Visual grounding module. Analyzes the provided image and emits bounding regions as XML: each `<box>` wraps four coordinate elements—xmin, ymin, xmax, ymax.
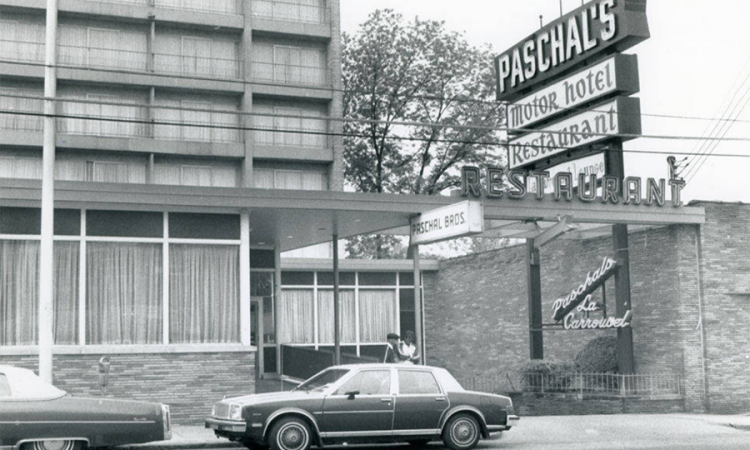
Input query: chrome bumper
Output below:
<box><xmin>205</xmin><ymin>417</ymin><xmax>247</xmax><ymax>433</ymax></box>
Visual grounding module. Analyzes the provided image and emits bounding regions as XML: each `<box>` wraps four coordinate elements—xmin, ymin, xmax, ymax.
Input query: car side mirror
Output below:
<box><xmin>345</xmin><ymin>390</ymin><xmax>360</xmax><ymax>400</ymax></box>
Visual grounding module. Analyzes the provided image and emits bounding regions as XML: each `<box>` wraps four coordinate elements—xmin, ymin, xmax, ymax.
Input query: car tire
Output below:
<box><xmin>268</xmin><ymin>417</ymin><xmax>312</xmax><ymax>450</ymax></box>
<box><xmin>442</xmin><ymin>413</ymin><xmax>481</xmax><ymax>450</ymax></box>
<box><xmin>407</xmin><ymin>439</ymin><xmax>431</xmax><ymax>447</ymax></box>
<box><xmin>24</xmin><ymin>441</ymin><xmax>83</xmax><ymax>450</ymax></box>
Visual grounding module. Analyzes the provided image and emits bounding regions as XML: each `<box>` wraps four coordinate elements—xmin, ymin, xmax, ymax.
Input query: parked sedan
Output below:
<box><xmin>207</xmin><ymin>364</ymin><xmax>518</xmax><ymax>450</ymax></box>
<box><xmin>0</xmin><ymin>365</ymin><xmax>172</xmax><ymax>449</ymax></box>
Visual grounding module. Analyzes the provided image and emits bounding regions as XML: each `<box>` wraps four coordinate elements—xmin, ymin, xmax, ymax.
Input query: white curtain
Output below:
<box><xmin>181</xmin><ymin>100</ymin><xmax>212</xmax><ymax>142</ymax></box>
<box><xmin>181</xmin><ymin>37</ymin><xmax>212</xmax><ymax>76</ymax></box>
<box><xmin>317</xmin><ymin>290</ymin><xmax>355</xmax><ymax>343</ymax></box>
<box><xmin>274</xmin><ymin>46</ymin><xmax>302</xmax><ymax>84</ymax></box>
<box><xmin>182</xmin><ymin>165</ymin><xmax>212</xmax><ymax>186</ymax></box>
<box><xmin>0</xmin><ymin>241</ymin><xmax>39</xmax><ymax>346</ymax></box>
<box><xmin>0</xmin><ymin>241</ymin><xmax>79</xmax><ymax>345</ymax></box>
<box><xmin>154</xmin><ymin>99</ymin><xmax>182</xmax><ymax>140</ymax></box>
<box><xmin>359</xmin><ymin>290</ymin><xmax>396</xmax><ymax>343</ymax></box>
<box><xmin>275</xmin><ymin>107</ymin><xmax>302</xmax><ymax>146</ymax></box>
<box><xmin>301</xmin><ymin>171</ymin><xmax>327</xmax><ymax>190</ymax></box>
<box><xmin>251</xmin><ymin>43</ymin><xmax>274</xmax><ymax>81</ymax></box>
<box><xmin>153</xmin><ymin>34</ymin><xmax>181</xmax><ymax>75</ymax></box>
<box><xmin>0</xmin><ymin>157</ymin><xmax>43</xmax><ymax>180</ymax></box>
<box><xmin>301</xmin><ymin>48</ymin><xmax>325</xmax><ymax>85</ymax></box>
<box><xmin>55</xmin><ymin>160</ymin><xmax>86</xmax><ymax>181</ymax></box>
<box><xmin>211</xmin><ymin>167</ymin><xmax>237</xmax><ymax>187</ymax></box>
<box><xmin>254</xmin><ymin>169</ymin><xmax>275</xmax><ymax>189</ymax></box>
<box><xmin>275</xmin><ymin>170</ymin><xmax>302</xmax><ymax>190</ymax></box>
<box><xmin>278</xmin><ymin>289</ymin><xmax>313</xmax><ymax>343</ymax></box>
<box><xmin>0</xmin><ymin>20</ymin><xmax>46</xmax><ymax>62</ymax></box>
<box><xmin>86</xmin><ymin>242</ymin><xmax>163</xmax><ymax>345</ymax></box>
<box><xmin>0</xmin><ymin>87</ymin><xmax>43</xmax><ymax>132</ymax></box>
<box><xmin>169</xmin><ymin>245</ymin><xmax>240</xmax><ymax>344</ymax></box>
<box><xmin>92</xmin><ymin>162</ymin><xmax>147</xmax><ymax>184</ymax></box>
<box><xmin>53</xmin><ymin>242</ymin><xmax>79</xmax><ymax>345</ymax></box>
<box><xmin>253</xmin><ymin>105</ymin><xmax>275</xmax><ymax>145</ymax></box>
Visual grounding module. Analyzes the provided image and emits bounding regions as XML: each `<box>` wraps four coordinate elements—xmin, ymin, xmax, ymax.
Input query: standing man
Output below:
<box><xmin>399</xmin><ymin>330</ymin><xmax>421</xmax><ymax>364</ymax></box>
<box><xmin>384</xmin><ymin>333</ymin><xmax>404</xmax><ymax>363</ymax></box>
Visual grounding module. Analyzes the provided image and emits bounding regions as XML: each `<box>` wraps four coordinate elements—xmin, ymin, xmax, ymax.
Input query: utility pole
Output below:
<box><xmin>39</xmin><ymin>0</ymin><xmax>59</xmax><ymax>383</ymax></box>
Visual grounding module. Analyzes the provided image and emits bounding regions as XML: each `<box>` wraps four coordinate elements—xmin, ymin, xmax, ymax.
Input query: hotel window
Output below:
<box><xmin>252</xmin><ymin>0</ymin><xmax>327</xmax><ymax>24</ymax></box>
<box><xmin>278</xmin><ymin>289</ymin><xmax>315</xmax><ymax>344</ymax></box>
<box><xmin>0</xmin><ymin>19</ymin><xmax>45</xmax><ymax>62</ymax></box>
<box><xmin>57</xmin><ymin>93</ymin><xmax>148</xmax><ymax>139</ymax></box>
<box><xmin>0</xmin><ymin>240</ymin><xmax>79</xmax><ymax>346</ymax></box>
<box><xmin>0</xmin><ymin>87</ymin><xmax>43</xmax><ymax>132</ymax></box>
<box><xmin>154</xmin><ymin>163</ymin><xmax>238</xmax><ymax>188</ymax></box>
<box><xmin>154</xmin><ymin>97</ymin><xmax>241</xmax><ymax>143</ymax></box>
<box><xmin>58</xmin><ymin>25</ymin><xmax>147</xmax><ymax>71</ymax></box>
<box><xmin>317</xmin><ymin>290</ymin><xmax>356</xmax><ymax>343</ymax></box>
<box><xmin>254</xmin><ymin>169</ymin><xmax>328</xmax><ymax>191</ymax></box>
<box><xmin>154</xmin><ymin>33</ymin><xmax>240</xmax><ymax>79</ymax></box>
<box><xmin>252</xmin><ymin>43</ymin><xmax>327</xmax><ymax>86</ymax></box>
<box><xmin>254</xmin><ymin>105</ymin><xmax>328</xmax><ymax>148</ymax></box>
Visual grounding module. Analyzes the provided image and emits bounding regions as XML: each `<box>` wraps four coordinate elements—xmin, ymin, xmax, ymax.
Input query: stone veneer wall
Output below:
<box><xmin>1</xmin><ymin>352</ymin><xmax>255</xmax><ymax>424</ymax></box>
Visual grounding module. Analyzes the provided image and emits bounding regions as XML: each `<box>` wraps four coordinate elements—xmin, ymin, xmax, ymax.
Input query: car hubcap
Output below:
<box><xmin>279</xmin><ymin>424</ymin><xmax>307</xmax><ymax>450</ymax></box>
<box><xmin>451</xmin><ymin>419</ymin><xmax>477</xmax><ymax>446</ymax></box>
<box><xmin>34</xmin><ymin>441</ymin><xmax>74</xmax><ymax>450</ymax></box>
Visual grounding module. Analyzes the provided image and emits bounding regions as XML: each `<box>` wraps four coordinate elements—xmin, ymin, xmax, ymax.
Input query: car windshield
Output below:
<box><xmin>294</xmin><ymin>368</ymin><xmax>350</xmax><ymax>392</ymax></box>
<box><xmin>1</xmin><ymin>369</ymin><xmax>66</xmax><ymax>400</ymax></box>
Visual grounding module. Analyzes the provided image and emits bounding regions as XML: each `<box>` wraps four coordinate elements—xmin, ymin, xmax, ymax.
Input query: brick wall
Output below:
<box><xmin>424</xmin><ymin>202</ymin><xmax>750</xmax><ymax>415</ymax></box>
<box><xmin>2</xmin><ymin>352</ymin><xmax>255</xmax><ymax>424</ymax></box>
<box><xmin>694</xmin><ymin>202</ymin><xmax>750</xmax><ymax>413</ymax></box>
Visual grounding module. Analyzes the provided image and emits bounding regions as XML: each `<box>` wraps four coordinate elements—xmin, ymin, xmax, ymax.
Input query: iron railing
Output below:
<box><xmin>154</xmin><ymin>53</ymin><xmax>242</xmax><ymax>79</ymax></box>
<box><xmin>252</xmin><ymin>0</ymin><xmax>329</xmax><ymax>24</ymax></box>
<box><xmin>97</xmin><ymin>0</ymin><xmax>239</xmax><ymax>14</ymax></box>
<box><xmin>251</xmin><ymin>62</ymin><xmax>330</xmax><ymax>87</ymax></box>
<box><xmin>459</xmin><ymin>372</ymin><xmax>683</xmax><ymax>398</ymax></box>
<box><xmin>58</xmin><ymin>45</ymin><xmax>148</xmax><ymax>72</ymax></box>
<box><xmin>0</xmin><ymin>39</ymin><xmax>45</xmax><ymax>63</ymax></box>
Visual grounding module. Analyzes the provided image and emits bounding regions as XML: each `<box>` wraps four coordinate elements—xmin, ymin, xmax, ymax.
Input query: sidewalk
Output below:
<box><xmin>122</xmin><ymin>413</ymin><xmax>750</xmax><ymax>449</ymax></box>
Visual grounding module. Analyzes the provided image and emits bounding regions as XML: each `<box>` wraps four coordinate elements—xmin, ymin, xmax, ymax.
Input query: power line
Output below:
<box><xmin>3</xmin><ymin>57</ymin><xmax>750</xmax><ymax>126</ymax></box>
<box><xmin>1</xmin><ymin>109</ymin><xmax>750</xmax><ymax>160</ymax></box>
<box><xmin>3</xmin><ymin>93</ymin><xmax>750</xmax><ymax>145</ymax></box>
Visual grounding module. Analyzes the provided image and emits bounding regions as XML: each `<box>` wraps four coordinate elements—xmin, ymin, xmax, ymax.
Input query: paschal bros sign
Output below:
<box><xmin>410</xmin><ymin>200</ymin><xmax>484</xmax><ymax>246</ymax></box>
<box><xmin>507</xmin><ymin>96</ymin><xmax>641</xmax><ymax>170</ymax></box>
<box><xmin>495</xmin><ymin>0</ymin><xmax>649</xmax><ymax>102</ymax></box>
<box><xmin>507</xmin><ymin>54</ymin><xmax>639</xmax><ymax>132</ymax></box>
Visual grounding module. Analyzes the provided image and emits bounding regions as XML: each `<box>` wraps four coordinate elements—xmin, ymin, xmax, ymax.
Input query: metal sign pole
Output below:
<box><xmin>527</xmin><ymin>239</ymin><xmax>544</xmax><ymax>359</ymax></box>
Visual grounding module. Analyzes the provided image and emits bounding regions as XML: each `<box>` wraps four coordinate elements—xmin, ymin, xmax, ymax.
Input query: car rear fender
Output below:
<box><xmin>439</xmin><ymin>406</ymin><xmax>489</xmax><ymax>439</ymax></box>
<box><xmin>263</xmin><ymin>409</ymin><xmax>322</xmax><ymax>446</ymax></box>
<box><xmin>15</xmin><ymin>438</ymin><xmax>89</xmax><ymax>450</ymax></box>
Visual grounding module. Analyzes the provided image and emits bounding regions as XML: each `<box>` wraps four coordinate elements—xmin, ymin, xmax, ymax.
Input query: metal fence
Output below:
<box><xmin>252</xmin><ymin>0</ymin><xmax>329</xmax><ymax>24</ymax></box>
<box><xmin>459</xmin><ymin>372</ymin><xmax>683</xmax><ymax>398</ymax></box>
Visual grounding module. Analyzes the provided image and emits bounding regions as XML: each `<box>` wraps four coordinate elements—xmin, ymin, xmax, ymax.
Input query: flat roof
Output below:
<box><xmin>0</xmin><ymin>179</ymin><xmax>705</xmax><ymax>251</ymax></box>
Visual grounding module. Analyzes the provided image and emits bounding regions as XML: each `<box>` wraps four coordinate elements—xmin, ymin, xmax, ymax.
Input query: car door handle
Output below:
<box><xmin>381</xmin><ymin>398</ymin><xmax>392</xmax><ymax>403</ymax></box>
<box><xmin>435</xmin><ymin>397</ymin><xmax>446</xmax><ymax>402</ymax></box>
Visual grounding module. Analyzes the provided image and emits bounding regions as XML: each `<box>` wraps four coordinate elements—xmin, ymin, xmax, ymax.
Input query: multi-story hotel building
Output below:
<box><xmin>0</xmin><ymin>0</ymin><xmax>444</xmax><ymax>423</ymax></box>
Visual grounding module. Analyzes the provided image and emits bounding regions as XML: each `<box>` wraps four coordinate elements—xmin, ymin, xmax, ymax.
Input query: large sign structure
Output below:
<box><xmin>490</xmin><ymin>0</ymin><xmax>651</xmax><ymax>370</ymax></box>
<box><xmin>495</xmin><ymin>0</ymin><xmax>649</xmax><ymax>102</ymax></box>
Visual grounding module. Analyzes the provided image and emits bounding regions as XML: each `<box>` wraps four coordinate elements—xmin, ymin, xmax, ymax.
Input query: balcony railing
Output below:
<box><xmin>252</xmin><ymin>0</ymin><xmax>329</xmax><ymax>24</ymax></box>
<box><xmin>58</xmin><ymin>44</ymin><xmax>148</xmax><ymax>72</ymax></box>
<box><xmin>458</xmin><ymin>372</ymin><xmax>683</xmax><ymax>398</ymax></box>
<box><xmin>251</xmin><ymin>62</ymin><xmax>329</xmax><ymax>87</ymax></box>
<box><xmin>154</xmin><ymin>0</ymin><xmax>240</xmax><ymax>15</ymax></box>
<box><xmin>57</xmin><ymin>112</ymin><xmax>150</xmax><ymax>139</ymax></box>
<box><xmin>253</xmin><ymin>123</ymin><xmax>329</xmax><ymax>148</ymax></box>
<box><xmin>78</xmin><ymin>0</ymin><xmax>239</xmax><ymax>14</ymax></box>
<box><xmin>154</xmin><ymin>53</ymin><xmax>241</xmax><ymax>79</ymax></box>
<box><xmin>0</xmin><ymin>39</ymin><xmax>45</xmax><ymax>63</ymax></box>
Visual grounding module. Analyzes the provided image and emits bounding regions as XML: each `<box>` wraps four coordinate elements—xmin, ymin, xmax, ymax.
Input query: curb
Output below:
<box><xmin>117</xmin><ymin>442</ymin><xmax>242</xmax><ymax>450</ymax></box>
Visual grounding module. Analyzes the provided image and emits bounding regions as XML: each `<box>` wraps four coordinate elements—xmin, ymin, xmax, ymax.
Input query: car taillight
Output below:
<box><xmin>161</xmin><ymin>404</ymin><xmax>172</xmax><ymax>440</ymax></box>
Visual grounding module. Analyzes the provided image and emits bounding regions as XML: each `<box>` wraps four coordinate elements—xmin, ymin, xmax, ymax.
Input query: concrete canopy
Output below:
<box><xmin>0</xmin><ymin>179</ymin><xmax>705</xmax><ymax>251</ymax></box>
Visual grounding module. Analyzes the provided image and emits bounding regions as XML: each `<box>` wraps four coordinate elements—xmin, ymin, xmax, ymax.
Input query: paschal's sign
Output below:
<box><xmin>551</xmin><ymin>257</ymin><xmax>617</xmax><ymax>321</ymax></box>
<box><xmin>507</xmin><ymin>96</ymin><xmax>641</xmax><ymax>170</ymax></box>
<box><xmin>495</xmin><ymin>0</ymin><xmax>649</xmax><ymax>102</ymax></box>
<box><xmin>507</xmin><ymin>54</ymin><xmax>639</xmax><ymax>132</ymax></box>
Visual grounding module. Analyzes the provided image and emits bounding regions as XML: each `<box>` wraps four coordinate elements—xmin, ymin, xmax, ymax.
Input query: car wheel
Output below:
<box><xmin>442</xmin><ymin>413</ymin><xmax>480</xmax><ymax>450</ymax></box>
<box><xmin>25</xmin><ymin>441</ymin><xmax>83</xmax><ymax>450</ymax></box>
<box><xmin>269</xmin><ymin>417</ymin><xmax>312</xmax><ymax>450</ymax></box>
<box><xmin>407</xmin><ymin>439</ymin><xmax>431</xmax><ymax>447</ymax></box>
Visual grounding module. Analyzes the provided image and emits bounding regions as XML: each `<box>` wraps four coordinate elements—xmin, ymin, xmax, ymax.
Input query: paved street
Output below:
<box><xmin>159</xmin><ymin>414</ymin><xmax>750</xmax><ymax>450</ymax></box>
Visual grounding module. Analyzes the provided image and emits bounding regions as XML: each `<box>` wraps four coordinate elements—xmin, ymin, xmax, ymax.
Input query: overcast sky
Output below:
<box><xmin>341</xmin><ymin>0</ymin><xmax>750</xmax><ymax>203</ymax></box>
